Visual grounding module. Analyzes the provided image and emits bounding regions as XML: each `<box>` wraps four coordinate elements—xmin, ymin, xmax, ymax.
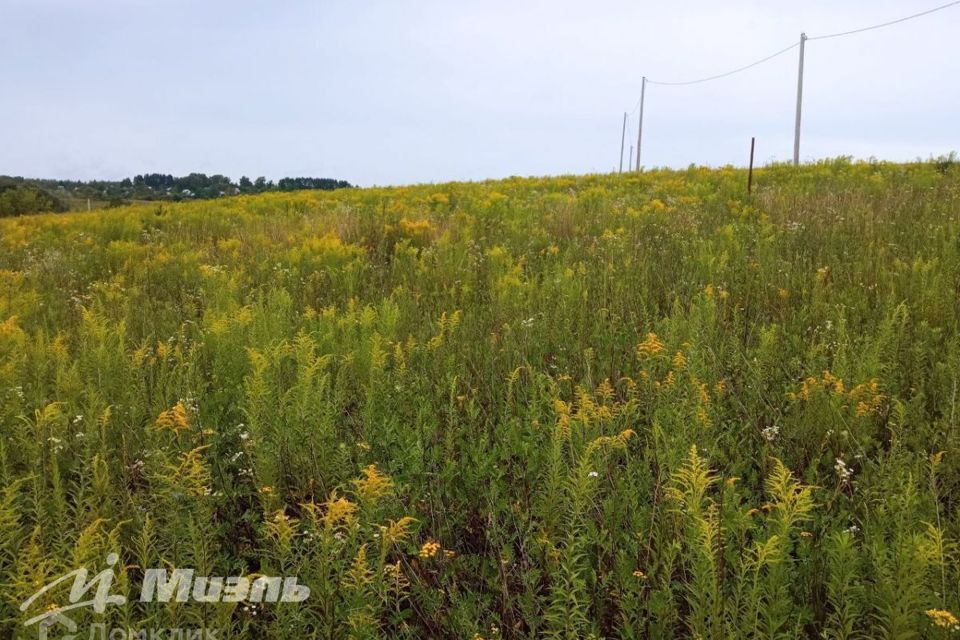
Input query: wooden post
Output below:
<box><xmin>748</xmin><ymin>137</ymin><xmax>756</xmax><ymax>194</ymax></box>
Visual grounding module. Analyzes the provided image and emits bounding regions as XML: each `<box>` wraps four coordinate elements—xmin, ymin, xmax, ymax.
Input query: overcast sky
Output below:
<box><xmin>1</xmin><ymin>0</ymin><xmax>958</xmax><ymax>186</ymax></box>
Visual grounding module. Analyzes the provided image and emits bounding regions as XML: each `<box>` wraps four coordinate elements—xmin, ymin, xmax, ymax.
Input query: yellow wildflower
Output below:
<box><xmin>663</xmin><ymin>371</ymin><xmax>675</xmax><ymax>388</ymax></box>
<box><xmin>697</xmin><ymin>406</ymin><xmax>710</xmax><ymax>427</ymax></box>
<box><xmin>380</xmin><ymin>516</ymin><xmax>417</xmax><ymax>546</ymax></box>
<box><xmin>672</xmin><ymin>351</ymin><xmax>687</xmax><ymax>369</ymax></box>
<box><xmin>0</xmin><ymin>316</ymin><xmax>23</xmax><ymax>336</ymax></box>
<box><xmin>323</xmin><ymin>494</ymin><xmax>358</xmax><ymax>529</ymax></box>
<box><xmin>397</xmin><ymin>217</ymin><xmax>434</xmax><ymax>238</ymax></box>
<box><xmin>596</xmin><ymin>378</ymin><xmax>614</xmax><ymax>404</ymax></box>
<box><xmin>155</xmin><ymin>402</ymin><xmax>190</xmax><ymax>435</ymax></box>
<box><xmin>418</xmin><ymin>540</ymin><xmax>441</xmax><ymax>559</ymax></box>
<box><xmin>798</xmin><ymin>376</ymin><xmax>818</xmax><ymax>400</ymax></box>
<box><xmin>925</xmin><ymin>609</ymin><xmax>959</xmax><ymax>629</ymax></box>
<box><xmin>697</xmin><ymin>382</ymin><xmax>710</xmax><ymax>405</ymax></box>
<box><xmin>636</xmin><ymin>332</ymin><xmax>665</xmax><ymax>358</ymax></box>
<box><xmin>353</xmin><ymin>464</ymin><xmax>394</xmax><ymax>504</ymax></box>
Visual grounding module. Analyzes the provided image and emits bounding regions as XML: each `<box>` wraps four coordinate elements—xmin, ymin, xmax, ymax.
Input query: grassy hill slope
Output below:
<box><xmin>1</xmin><ymin>159</ymin><xmax>959</xmax><ymax>637</ymax></box>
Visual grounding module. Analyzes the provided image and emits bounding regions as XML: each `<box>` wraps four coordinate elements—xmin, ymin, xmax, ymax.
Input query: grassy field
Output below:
<box><xmin>1</xmin><ymin>159</ymin><xmax>960</xmax><ymax>638</ymax></box>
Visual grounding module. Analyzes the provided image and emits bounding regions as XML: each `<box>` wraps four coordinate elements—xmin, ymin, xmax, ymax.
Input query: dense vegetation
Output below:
<box><xmin>0</xmin><ymin>173</ymin><xmax>352</xmax><ymax>216</ymax></box>
<box><xmin>1</xmin><ymin>159</ymin><xmax>959</xmax><ymax>638</ymax></box>
<box><xmin>0</xmin><ymin>182</ymin><xmax>68</xmax><ymax>217</ymax></box>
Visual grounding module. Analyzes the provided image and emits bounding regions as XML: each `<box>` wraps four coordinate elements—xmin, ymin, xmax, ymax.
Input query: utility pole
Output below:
<box><xmin>629</xmin><ymin>146</ymin><xmax>634</xmax><ymax>171</ymax></box>
<box><xmin>793</xmin><ymin>33</ymin><xmax>807</xmax><ymax>166</ymax></box>
<box><xmin>619</xmin><ymin>112</ymin><xmax>628</xmax><ymax>172</ymax></box>
<box><xmin>748</xmin><ymin>137</ymin><xmax>756</xmax><ymax>194</ymax></box>
<box><xmin>635</xmin><ymin>76</ymin><xmax>646</xmax><ymax>171</ymax></box>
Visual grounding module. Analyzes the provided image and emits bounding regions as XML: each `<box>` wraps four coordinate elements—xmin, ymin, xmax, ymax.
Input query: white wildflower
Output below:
<box><xmin>835</xmin><ymin>457</ymin><xmax>853</xmax><ymax>483</ymax></box>
<box><xmin>761</xmin><ymin>425</ymin><xmax>780</xmax><ymax>443</ymax></box>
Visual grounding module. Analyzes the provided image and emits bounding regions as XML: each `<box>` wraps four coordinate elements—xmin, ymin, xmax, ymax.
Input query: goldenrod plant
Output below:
<box><xmin>1</xmin><ymin>158</ymin><xmax>960</xmax><ymax>637</ymax></box>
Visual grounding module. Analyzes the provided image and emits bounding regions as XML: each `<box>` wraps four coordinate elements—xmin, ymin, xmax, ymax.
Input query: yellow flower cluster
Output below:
<box><xmin>380</xmin><ymin>516</ymin><xmax>417</xmax><ymax>547</ymax></box>
<box><xmin>788</xmin><ymin>373</ymin><xmax>884</xmax><ymax>417</ymax></box>
<box><xmin>154</xmin><ymin>402</ymin><xmax>190</xmax><ymax>435</ymax></box>
<box><xmin>788</xmin><ymin>371</ymin><xmax>845</xmax><ymax>401</ymax></box>
<box><xmin>703</xmin><ymin>283</ymin><xmax>730</xmax><ymax>300</ymax></box>
<box><xmin>925</xmin><ymin>608</ymin><xmax>959</xmax><ymax>629</ymax></box>
<box><xmin>427</xmin><ymin>309</ymin><xmax>462</xmax><ymax>349</ymax></box>
<box><xmin>647</xmin><ymin>198</ymin><xmax>667</xmax><ymax>212</ymax></box>
<box><xmin>584</xmin><ymin>429</ymin><xmax>636</xmax><ymax>458</ymax></box>
<box><xmin>169</xmin><ymin>447</ymin><xmax>211</xmax><ymax>497</ymax></box>
<box><xmin>300</xmin><ymin>232</ymin><xmax>364</xmax><ymax>261</ymax></box>
<box><xmin>637</xmin><ymin>332</ymin><xmax>665</xmax><ymax>358</ymax></box>
<box><xmin>657</xmin><ymin>371</ymin><xmax>676</xmax><ymax>390</ymax></box>
<box><xmin>398</xmin><ymin>217</ymin><xmax>435</xmax><ymax>238</ymax></box>
<box><xmin>302</xmin><ymin>493</ymin><xmax>358</xmax><ymax>530</ymax></box>
<box><xmin>353</xmin><ymin>464</ymin><xmax>394</xmax><ymax>504</ymax></box>
<box><xmin>0</xmin><ymin>315</ymin><xmax>22</xmax><ymax>338</ymax></box>
<box><xmin>847</xmin><ymin>378</ymin><xmax>884</xmax><ymax>417</ymax></box>
<box><xmin>552</xmin><ymin>380</ymin><xmax>637</xmax><ymax>438</ymax></box>
<box><xmin>672</xmin><ymin>350</ymin><xmax>687</xmax><ymax>369</ymax></box>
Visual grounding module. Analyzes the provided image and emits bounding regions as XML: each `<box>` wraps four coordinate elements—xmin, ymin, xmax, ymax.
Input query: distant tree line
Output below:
<box><xmin>0</xmin><ymin>173</ymin><xmax>352</xmax><ymax>217</ymax></box>
<box><xmin>0</xmin><ymin>180</ymin><xmax>68</xmax><ymax>216</ymax></box>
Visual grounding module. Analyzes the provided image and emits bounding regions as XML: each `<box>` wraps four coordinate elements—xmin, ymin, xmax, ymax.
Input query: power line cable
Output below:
<box><xmin>619</xmin><ymin>0</ymin><xmax>960</xmax><ymax>166</ymax></box>
<box><xmin>627</xmin><ymin>0</ymin><xmax>960</xmax><ymax>99</ymax></box>
<box><xmin>646</xmin><ymin>41</ymin><xmax>799</xmax><ymax>87</ymax></box>
<box><xmin>807</xmin><ymin>0</ymin><xmax>960</xmax><ymax>40</ymax></box>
